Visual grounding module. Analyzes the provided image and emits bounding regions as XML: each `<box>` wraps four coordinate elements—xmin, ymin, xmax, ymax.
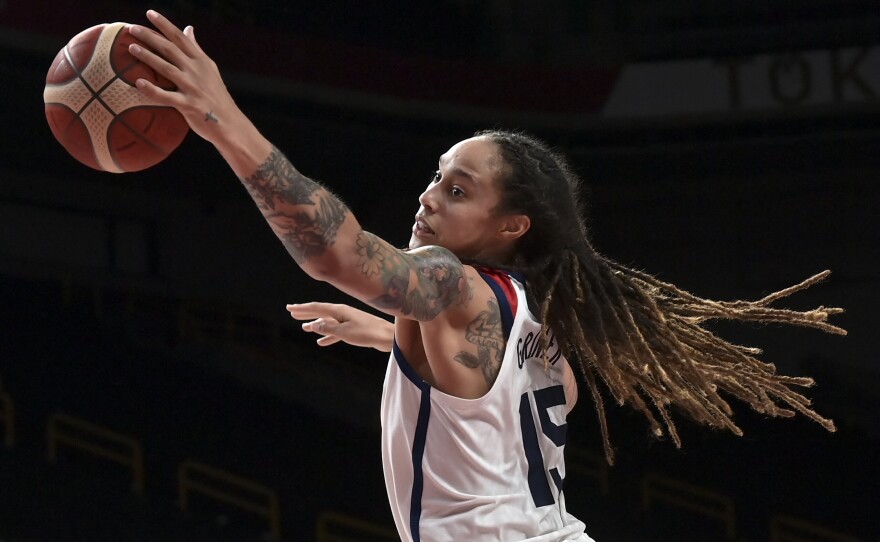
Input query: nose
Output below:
<box><xmin>418</xmin><ymin>182</ymin><xmax>439</xmax><ymax>212</ymax></box>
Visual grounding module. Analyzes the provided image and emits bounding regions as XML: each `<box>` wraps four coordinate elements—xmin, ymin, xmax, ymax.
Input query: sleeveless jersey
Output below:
<box><xmin>380</xmin><ymin>269</ymin><xmax>595</xmax><ymax>542</ymax></box>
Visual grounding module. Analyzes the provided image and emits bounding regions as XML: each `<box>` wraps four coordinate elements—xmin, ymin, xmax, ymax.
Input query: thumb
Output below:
<box><xmin>183</xmin><ymin>25</ymin><xmax>202</xmax><ymax>49</ymax></box>
<box><xmin>316</xmin><ymin>335</ymin><xmax>342</xmax><ymax>347</ymax></box>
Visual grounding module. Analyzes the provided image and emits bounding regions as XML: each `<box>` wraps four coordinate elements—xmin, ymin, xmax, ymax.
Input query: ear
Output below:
<box><xmin>497</xmin><ymin>214</ymin><xmax>531</xmax><ymax>242</ymax></box>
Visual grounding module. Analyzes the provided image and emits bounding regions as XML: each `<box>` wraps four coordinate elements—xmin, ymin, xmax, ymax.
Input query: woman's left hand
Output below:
<box><xmin>287</xmin><ymin>302</ymin><xmax>395</xmax><ymax>353</ymax></box>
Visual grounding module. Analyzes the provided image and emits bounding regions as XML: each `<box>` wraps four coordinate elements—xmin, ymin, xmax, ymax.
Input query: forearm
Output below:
<box><xmin>211</xmin><ymin>112</ymin><xmax>274</xmax><ymax>180</ymax></box>
<box><xmin>371</xmin><ymin>319</ymin><xmax>395</xmax><ymax>352</ymax></box>
<box><xmin>235</xmin><ymin>143</ymin><xmax>356</xmax><ymax>274</ymax></box>
<box><xmin>349</xmin><ymin>316</ymin><xmax>395</xmax><ymax>352</ymax></box>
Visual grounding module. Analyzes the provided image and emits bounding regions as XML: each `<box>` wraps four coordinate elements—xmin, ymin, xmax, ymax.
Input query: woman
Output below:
<box><xmin>129</xmin><ymin>11</ymin><xmax>844</xmax><ymax>541</ymax></box>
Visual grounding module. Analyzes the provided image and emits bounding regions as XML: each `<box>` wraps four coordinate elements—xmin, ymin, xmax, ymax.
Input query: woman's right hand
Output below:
<box><xmin>287</xmin><ymin>302</ymin><xmax>394</xmax><ymax>352</ymax></box>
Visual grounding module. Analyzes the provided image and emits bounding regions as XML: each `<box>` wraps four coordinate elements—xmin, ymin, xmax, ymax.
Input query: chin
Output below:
<box><xmin>409</xmin><ymin>237</ymin><xmax>447</xmax><ymax>252</ymax></box>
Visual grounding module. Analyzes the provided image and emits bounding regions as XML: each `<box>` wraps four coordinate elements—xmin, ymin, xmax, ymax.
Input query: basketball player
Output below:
<box><xmin>128</xmin><ymin>11</ymin><xmax>845</xmax><ymax>542</ymax></box>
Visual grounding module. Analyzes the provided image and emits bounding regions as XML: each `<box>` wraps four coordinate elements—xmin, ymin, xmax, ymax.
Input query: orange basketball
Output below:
<box><xmin>43</xmin><ymin>22</ymin><xmax>189</xmax><ymax>173</ymax></box>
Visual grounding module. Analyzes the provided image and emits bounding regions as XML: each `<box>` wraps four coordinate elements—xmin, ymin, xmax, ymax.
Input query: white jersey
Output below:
<box><xmin>381</xmin><ymin>269</ymin><xmax>594</xmax><ymax>542</ymax></box>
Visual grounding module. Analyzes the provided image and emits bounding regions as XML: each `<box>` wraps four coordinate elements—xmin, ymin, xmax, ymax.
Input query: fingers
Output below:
<box><xmin>301</xmin><ymin>317</ymin><xmax>343</xmax><ymax>347</ymax></box>
<box><xmin>144</xmin><ymin>10</ymin><xmax>195</xmax><ymax>58</ymax></box>
<box><xmin>301</xmin><ymin>317</ymin><xmax>340</xmax><ymax>334</ymax></box>
<box><xmin>128</xmin><ymin>26</ymin><xmax>183</xmax><ymax>71</ymax></box>
<box><xmin>126</xmin><ymin>44</ymin><xmax>185</xmax><ymax>105</ymax></box>
<box><xmin>182</xmin><ymin>24</ymin><xmax>206</xmax><ymax>53</ymax></box>
<box><xmin>183</xmin><ymin>25</ymin><xmax>198</xmax><ymax>48</ymax></box>
<box><xmin>286</xmin><ymin>302</ymin><xmax>346</xmax><ymax>321</ymax></box>
<box><xmin>127</xmin><ymin>27</ymin><xmax>189</xmax><ymax>99</ymax></box>
<box><xmin>127</xmin><ymin>10</ymin><xmax>201</xmax><ymax>90</ymax></box>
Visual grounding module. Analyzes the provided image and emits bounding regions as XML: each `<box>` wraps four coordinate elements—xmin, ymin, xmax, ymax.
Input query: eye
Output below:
<box><xmin>451</xmin><ymin>186</ymin><xmax>465</xmax><ymax>197</ymax></box>
<box><xmin>430</xmin><ymin>171</ymin><xmax>441</xmax><ymax>184</ymax></box>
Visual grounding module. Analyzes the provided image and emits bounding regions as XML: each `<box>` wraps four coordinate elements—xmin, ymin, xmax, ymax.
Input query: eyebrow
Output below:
<box><xmin>438</xmin><ymin>160</ymin><xmax>478</xmax><ymax>185</ymax></box>
<box><xmin>449</xmin><ymin>167</ymin><xmax>476</xmax><ymax>184</ymax></box>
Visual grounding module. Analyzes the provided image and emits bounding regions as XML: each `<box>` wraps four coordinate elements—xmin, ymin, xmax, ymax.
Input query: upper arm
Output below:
<box><xmin>317</xmin><ymin>229</ymin><xmax>474</xmax><ymax>324</ymax></box>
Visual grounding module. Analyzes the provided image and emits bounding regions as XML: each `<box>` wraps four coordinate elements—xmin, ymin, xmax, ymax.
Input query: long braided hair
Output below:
<box><xmin>479</xmin><ymin>129</ymin><xmax>846</xmax><ymax>464</ymax></box>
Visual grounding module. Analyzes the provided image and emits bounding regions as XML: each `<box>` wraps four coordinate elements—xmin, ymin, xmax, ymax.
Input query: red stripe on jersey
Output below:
<box><xmin>475</xmin><ymin>267</ymin><xmax>518</xmax><ymax>316</ymax></box>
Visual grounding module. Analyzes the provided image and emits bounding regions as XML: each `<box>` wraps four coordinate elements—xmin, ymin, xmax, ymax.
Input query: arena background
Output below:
<box><xmin>1</xmin><ymin>1</ymin><xmax>878</xmax><ymax>540</ymax></box>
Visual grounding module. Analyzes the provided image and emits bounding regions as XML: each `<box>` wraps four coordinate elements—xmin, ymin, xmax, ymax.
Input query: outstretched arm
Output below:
<box><xmin>128</xmin><ymin>11</ymin><xmax>473</xmax><ymax>326</ymax></box>
<box><xmin>288</xmin><ymin>302</ymin><xmax>394</xmax><ymax>352</ymax></box>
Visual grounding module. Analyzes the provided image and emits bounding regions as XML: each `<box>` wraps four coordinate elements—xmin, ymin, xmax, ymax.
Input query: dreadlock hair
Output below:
<box><xmin>477</xmin><ymin>129</ymin><xmax>847</xmax><ymax>465</ymax></box>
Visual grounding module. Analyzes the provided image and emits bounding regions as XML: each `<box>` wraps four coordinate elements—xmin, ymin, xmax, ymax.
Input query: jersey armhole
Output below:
<box><xmin>475</xmin><ymin>268</ymin><xmax>518</xmax><ymax>340</ymax></box>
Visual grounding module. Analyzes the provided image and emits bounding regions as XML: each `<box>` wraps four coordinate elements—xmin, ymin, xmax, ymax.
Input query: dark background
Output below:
<box><xmin>1</xmin><ymin>1</ymin><xmax>878</xmax><ymax>541</ymax></box>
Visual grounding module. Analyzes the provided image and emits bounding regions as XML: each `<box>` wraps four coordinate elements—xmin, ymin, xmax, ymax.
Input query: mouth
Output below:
<box><xmin>412</xmin><ymin>217</ymin><xmax>435</xmax><ymax>238</ymax></box>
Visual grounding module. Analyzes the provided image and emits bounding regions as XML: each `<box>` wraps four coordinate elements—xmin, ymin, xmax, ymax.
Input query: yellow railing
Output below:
<box><xmin>46</xmin><ymin>412</ymin><xmax>145</xmax><ymax>495</ymax></box>
<box><xmin>178</xmin><ymin>459</ymin><xmax>281</xmax><ymax>541</ymax></box>
<box><xmin>316</xmin><ymin>511</ymin><xmax>399</xmax><ymax>542</ymax></box>
<box><xmin>770</xmin><ymin>515</ymin><xmax>864</xmax><ymax>542</ymax></box>
<box><xmin>641</xmin><ymin>472</ymin><xmax>736</xmax><ymax>539</ymax></box>
<box><xmin>0</xmin><ymin>390</ymin><xmax>14</xmax><ymax>448</ymax></box>
<box><xmin>566</xmin><ymin>446</ymin><xmax>609</xmax><ymax>495</ymax></box>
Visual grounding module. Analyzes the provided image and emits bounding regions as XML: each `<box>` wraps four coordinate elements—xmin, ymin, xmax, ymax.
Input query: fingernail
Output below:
<box><xmin>135</xmin><ymin>79</ymin><xmax>147</xmax><ymax>89</ymax></box>
<box><xmin>147</xmin><ymin>10</ymin><xmax>158</xmax><ymax>20</ymax></box>
<box><xmin>129</xmin><ymin>44</ymin><xmax>142</xmax><ymax>54</ymax></box>
<box><xmin>129</xmin><ymin>25</ymin><xmax>141</xmax><ymax>35</ymax></box>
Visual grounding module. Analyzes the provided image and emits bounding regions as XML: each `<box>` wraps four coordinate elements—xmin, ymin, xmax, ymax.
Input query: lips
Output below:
<box><xmin>413</xmin><ymin>217</ymin><xmax>435</xmax><ymax>237</ymax></box>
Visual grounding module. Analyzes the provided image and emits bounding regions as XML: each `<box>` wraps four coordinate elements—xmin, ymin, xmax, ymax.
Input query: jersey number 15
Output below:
<box><xmin>519</xmin><ymin>384</ymin><xmax>567</xmax><ymax>508</ymax></box>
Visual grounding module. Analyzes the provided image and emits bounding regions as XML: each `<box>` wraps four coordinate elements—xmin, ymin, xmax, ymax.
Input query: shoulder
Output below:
<box><xmin>407</xmin><ymin>264</ymin><xmax>511</xmax><ymax>345</ymax></box>
<box><xmin>432</xmin><ymin>264</ymin><xmax>500</xmax><ymax>329</ymax></box>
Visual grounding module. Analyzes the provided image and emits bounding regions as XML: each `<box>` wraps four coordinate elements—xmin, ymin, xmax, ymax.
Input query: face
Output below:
<box><xmin>409</xmin><ymin>137</ymin><xmax>510</xmax><ymax>261</ymax></box>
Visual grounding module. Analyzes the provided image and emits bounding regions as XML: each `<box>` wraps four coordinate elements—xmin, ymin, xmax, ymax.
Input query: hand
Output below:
<box><xmin>126</xmin><ymin>10</ymin><xmax>259</xmax><ymax>153</ymax></box>
<box><xmin>287</xmin><ymin>302</ymin><xmax>394</xmax><ymax>352</ymax></box>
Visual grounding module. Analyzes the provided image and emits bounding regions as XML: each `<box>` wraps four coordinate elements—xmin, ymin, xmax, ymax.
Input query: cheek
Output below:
<box><xmin>460</xmin><ymin>216</ymin><xmax>494</xmax><ymax>241</ymax></box>
<box><xmin>444</xmin><ymin>208</ymin><xmax>495</xmax><ymax>241</ymax></box>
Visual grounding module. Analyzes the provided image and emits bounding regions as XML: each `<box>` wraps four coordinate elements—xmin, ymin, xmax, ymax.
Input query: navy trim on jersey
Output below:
<box><xmin>478</xmin><ymin>271</ymin><xmax>515</xmax><ymax>340</ymax></box>
<box><xmin>409</xmin><ymin>384</ymin><xmax>431</xmax><ymax>542</ymax></box>
<box><xmin>392</xmin><ymin>339</ymin><xmax>425</xmax><ymax>386</ymax></box>
<box><xmin>390</xmin><ymin>339</ymin><xmax>432</xmax><ymax>542</ymax></box>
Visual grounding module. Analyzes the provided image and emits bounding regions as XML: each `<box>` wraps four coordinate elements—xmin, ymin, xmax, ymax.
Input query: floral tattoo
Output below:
<box><xmin>242</xmin><ymin>146</ymin><xmax>349</xmax><ymax>263</ymax></box>
<box><xmin>356</xmin><ymin>231</ymin><xmax>469</xmax><ymax>321</ymax></box>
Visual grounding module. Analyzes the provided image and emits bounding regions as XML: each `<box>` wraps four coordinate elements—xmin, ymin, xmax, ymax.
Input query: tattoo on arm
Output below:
<box><xmin>241</xmin><ymin>146</ymin><xmax>350</xmax><ymax>263</ymax></box>
<box><xmin>454</xmin><ymin>298</ymin><xmax>504</xmax><ymax>388</ymax></box>
<box><xmin>357</xmin><ymin>231</ymin><xmax>468</xmax><ymax>321</ymax></box>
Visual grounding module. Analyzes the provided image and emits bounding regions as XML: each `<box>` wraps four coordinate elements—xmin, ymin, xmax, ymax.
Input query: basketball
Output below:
<box><xmin>43</xmin><ymin>22</ymin><xmax>189</xmax><ymax>173</ymax></box>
